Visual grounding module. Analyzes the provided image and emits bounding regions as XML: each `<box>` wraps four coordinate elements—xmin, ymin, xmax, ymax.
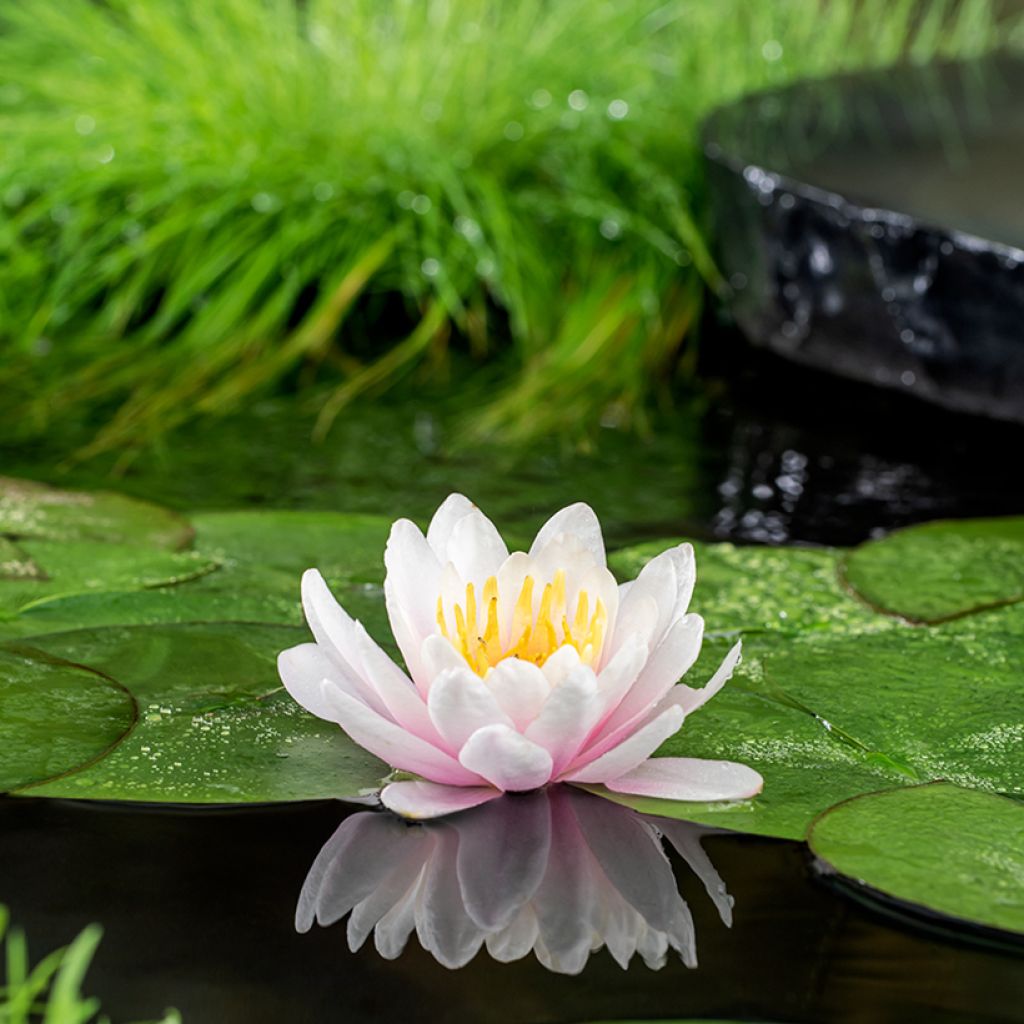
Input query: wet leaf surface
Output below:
<box><xmin>14</xmin><ymin>623</ymin><xmax>387</xmax><ymax>803</ymax></box>
<box><xmin>808</xmin><ymin>783</ymin><xmax>1024</xmax><ymax>936</ymax></box>
<box><xmin>842</xmin><ymin>517</ymin><xmax>1024</xmax><ymax>622</ymax></box>
<box><xmin>0</xmin><ymin>646</ymin><xmax>135</xmax><ymax>791</ymax></box>
<box><xmin>0</xmin><ymin>476</ymin><xmax>193</xmax><ymax>550</ymax></box>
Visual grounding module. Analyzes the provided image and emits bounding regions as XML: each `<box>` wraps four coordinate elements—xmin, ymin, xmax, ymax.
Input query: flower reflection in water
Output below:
<box><xmin>297</xmin><ymin>785</ymin><xmax>734</xmax><ymax>974</ymax></box>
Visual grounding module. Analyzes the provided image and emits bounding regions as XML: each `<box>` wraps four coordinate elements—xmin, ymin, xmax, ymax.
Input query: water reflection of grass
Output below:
<box><xmin>0</xmin><ymin>0</ymin><xmax>1017</xmax><ymax>458</ymax></box>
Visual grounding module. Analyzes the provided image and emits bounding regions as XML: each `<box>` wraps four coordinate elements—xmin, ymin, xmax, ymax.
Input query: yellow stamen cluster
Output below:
<box><xmin>436</xmin><ymin>570</ymin><xmax>607</xmax><ymax>677</ymax></box>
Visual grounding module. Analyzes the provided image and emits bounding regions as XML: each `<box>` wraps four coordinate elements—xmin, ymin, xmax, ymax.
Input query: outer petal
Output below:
<box><xmin>458</xmin><ymin>724</ymin><xmax>554</xmax><ymax>791</ymax></box>
<box><xmin>612</xmin><ymin>542</ymin><xmax>695</xmax><ymax>651</ymax></box>
<box><xmin>563</xmin><ymin>705</ymin><xmax>684</xmax><ymax>784</ymax></box>
<box><xmin>278</xmin><ymin>643</ymin><xmax>358</xmax><ymax>723</ymax></box>
<box><xmin>652</xmin><ymin>640</ymin><xmax>743</xmax><ymax>717</ymax></box>
<box><xmin>529</xmin><ymin>502</ymin><xmax>606</xmax><ymax>566</ymax></box>
<box><xmin>380</xmin><ymin>780</ymin><xmax>502</xmax><ymax>820</ymax></box>
<box><xmin>425</xmin><ymin>494</ymin><xmax>476</xmax><ymax>561</ymax></box>
<box><xmin>427</xmin><ymin>667</ymin><xmax>514</xmax><ymax>752</ymax></box>
<box><xmin>384</xmin><ymin>519</ymin><xmax>443</xmax><ymax>684</ymax></box>
<box><xmin>302</xmin><ymin>569</ymin><xmax>442</xmax><ymax>742</ymax></box>
<box><xmin>604</xmin><ymin>756</ymin><xmax>764</xmax><ymax>802</ymax></box>
<box><xmin>321</xmin><ymin>683</ymin><xmax>484</xmax><ymax>786</ymax></box>
<box><xmin>591</xmin><ymin>614</ymin><xmax>704</xmax><ymax>746</ymax></box>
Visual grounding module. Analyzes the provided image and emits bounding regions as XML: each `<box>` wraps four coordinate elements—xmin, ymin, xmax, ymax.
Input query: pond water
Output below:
<box><xmin>2</xmin><ymin>337</ymin><xmax>1024</xmax><ymax>1022</ymax></box>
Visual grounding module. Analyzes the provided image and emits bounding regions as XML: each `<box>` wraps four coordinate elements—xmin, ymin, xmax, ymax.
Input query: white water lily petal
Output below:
<box><xmin>277</xmin><ymin>643</ymin><xmax>358</xmax><ymax>724</ymax></box>
<box><xmin>428</xmin><ymin>667</ymin><xmax>514</xmax><ymax>752</ymax></box>
<box><xmin>321</xmin><ymin>683</ymin><xmax>483</xmax><ymax>786</ymax></box>
<box><xmin>525</xmin><ymin>665</ymin><xmax>603</xmax><ymax>774</ymax></box>
<box><xmin>448</xmin><ymin>507</ymin><xmax>509</xmax><ymax>583</ymax></box>
<box><xmin>653</xmin><ymin>641</ymin><xmax>743</xmax><ymax>717</ymax></box>
<box><xmin>384</xmin><ymin>518</ymin><xmax>442</xmax><ymax>681</ymax></box>
<box><xmin>380</xmin><ymin>780</ymin><xmax>501</xmax><ymax>820</ymax></box>
<box><xmin>425</xmin><ymin>493</ymin><xmax>476</xmax><ymax>562</ymax></box>
<box><xmin>540</xmin><ymin>644</ymin><xmax>582</xmax><ymax>687</ymax></box>
<box><xmin>530</xmin><ymin>502</ymin><xmax>606</xmax><ymax>566</ymax></box>
<box><xmin>420</xmin><ymin>633</ymin><xmax>472</xmax><ymax>680</ymax></box>
<box><xmin>459</xmin><ymin>724</ymin><xmax>554</xmax><ymax>791</ymax></box>
<box><xmin>484</xmin><ymin>657</ymin><xmax>552</xmax><ymax>730</ymax></box>
<box><xmin>564</xmin><ymin>705</ymin><xmax>684</xmax><ymax>783</ymax></box>
<box><xmin>614</xmin><ymin>543</ymin><xmax>695</xmax><ymax>650</ymax></box>
<box><xmin>597</xmin><ymin>614</ymin><xmax>704</xmax><ymax>739</ymax></box>
<box><xmin>605</xmin><ymin>756</ymin><xmax>764</xmax><ymax>802</ymax></box>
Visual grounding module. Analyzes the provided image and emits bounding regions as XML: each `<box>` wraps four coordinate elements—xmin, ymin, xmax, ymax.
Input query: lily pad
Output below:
<box><xmin>615</xmin><ymin>620</ymin><xmax>1024</xmax><ymax>838</ymax></box>
<box><xmin>0</xmin><ymin>538</ymin><xmax>44</xmax><ymax>580</ymax></box>
<box><xmin>0</xmin><ymin>539</ymin><xmax>218</xmax><ymax>620</ymax></box>
<box><xmin>609</xmin><ymin>541</ymin><xmax>885</xmax><ymax>637</ymax></box>
<box><xmin>0</xmin><ymin>476</ymin><xmax>192</xmax><ymax>550</ymax></box>
<box><xmin>809</xmin><ymin>784</ymin><xmax>1024</xmax><ymax>937</ymax></box>
<box><xmin>842</xmin><ymin>517</ymin><xmax>1024</xmax><ymax>623</ymax></box>
<box><xmin>13</xmin><ymin>623</ymin><xmax>387</xmax><ymax>803</ymax></box>
<box><xmin>0</xmin><ymin>646</ymin><xmax>136</xmax><ymax>791</ymax></box>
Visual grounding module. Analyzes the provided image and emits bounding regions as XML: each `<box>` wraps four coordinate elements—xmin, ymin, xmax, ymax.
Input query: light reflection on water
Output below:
<box><xmin>297</xmin><ymin>786</ymin><xmax>732</xmax><ymax>974</ymax></box>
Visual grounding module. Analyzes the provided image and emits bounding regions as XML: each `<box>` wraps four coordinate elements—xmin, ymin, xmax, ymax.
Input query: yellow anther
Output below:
<box><xmin>439</xmin><ymin>571</ymin><xmax>608</xmax><ymax>677</ymax></box>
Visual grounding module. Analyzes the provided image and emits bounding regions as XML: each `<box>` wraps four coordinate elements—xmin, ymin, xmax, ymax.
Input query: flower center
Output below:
<box><xmin>436</xmin><ymin>569</ymin><xmax>608</xmax><ymax>677</ymax></box>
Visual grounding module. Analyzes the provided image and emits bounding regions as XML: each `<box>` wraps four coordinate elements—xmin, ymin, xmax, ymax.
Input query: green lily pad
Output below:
<box><xmin>0</xmin><ymin>539</ymin><xmax>218</xmax><ymax>620</ymax></box>
<box><xmin>809</xmin><ymin>784</ymin><xmax>1024</xmax><ymax>937</ymax></box>
<box><xmin>842</xmin><ymin>517</ymin><xmax>1024</xmax><ymax>623</ymax></box>
<box><xmin>13</xmin><ymin>623</ymin><xmax>387</xmax><ymax>803</ymax></box>
<box><xmin>0</xmin><ymin>476</ymin><xmax>193</xmax><ymax>550</ymax></box>
<box><xmin>0</xmin><ymin>646</ymin><xmax>136</xmax><ymax>791</ymax></box>
<box><xmin>0</xmin><ymin>510</ymin><xmax>396</xmax><ymax>640</ymax></box>
<box><xmin>609</xmin><ymin>540</ymin><xmax>885</xmax><ymax>638</ymax></box>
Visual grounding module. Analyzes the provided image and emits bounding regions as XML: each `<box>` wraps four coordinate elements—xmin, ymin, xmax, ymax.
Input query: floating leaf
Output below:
<box><xmin>0</xmin><ymin>476</ymin><xmax>192</xmax><ymax>550</ymax></box>
<box><xmin>609</xmin><ymin>540</ymin><xmax>884</xmax><ymax>637</ymax></box>
<box><xmin>0</xmin><ymin>646</ymin><xmax>135</xmax><ymax>792</ymax></box>
<box><xmin>809</xmin><ymin>783</ymin><xmax>1024</xmax><ymax>937</ymax></box>
<box><xmin>842</xmin><ymin>517</ymin><xmax>1024</xmax><ymax>623</ymax></box>
<box><xmin>0</xmin><ymin>538</ymin><xmax>44</xmax><ymax>580</ymax></box>
<box><xmin>0</xmin><ymin>539</ymin><xmax>217</xmax><ymax>621</ymax></box>
<box><xmin>16</xmin><ymin>623</ymin><xmax>387</xmax><ymax>803</ymax></box>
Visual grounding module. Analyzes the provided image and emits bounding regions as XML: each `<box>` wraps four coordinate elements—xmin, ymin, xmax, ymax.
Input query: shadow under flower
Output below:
<box><xmin>297</xmin><ymin>785</ymin><xmax>734</xmax><ymax>975</ymax></box>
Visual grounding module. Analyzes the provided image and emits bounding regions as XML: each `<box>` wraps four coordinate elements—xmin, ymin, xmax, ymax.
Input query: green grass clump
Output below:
<box><xmin>0</xmin><ymin>0</ymin><xmax>1015</xmax><ymax>456</ymax></box>
<box><xmin>0</xmin><ymin>906</ymin><xmax>180</xmax><ymax>1023</ymax></box>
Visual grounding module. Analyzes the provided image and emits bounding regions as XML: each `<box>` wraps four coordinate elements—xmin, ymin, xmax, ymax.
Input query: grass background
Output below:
<box><xmin>0</xmin><ymin>0</ymin><xmax>1019</xmax><ymax>460</ymax></box>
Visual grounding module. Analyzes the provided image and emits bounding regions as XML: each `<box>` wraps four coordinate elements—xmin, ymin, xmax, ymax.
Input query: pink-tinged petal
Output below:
<box><xmin>278</xmin><ymin>643</ymin><xmax>361</xmax><ymax>723</ymax></box>
<box><xmin>427</xmin><ymin>668</ymin><xmax>514</xmax><ymax>752</ymax></box>
<box><xmin>563</xmin><ymin>705</ymin><xmax>684</xmax><ymax>784</ymax></box>
<box><xmin>608</xmin><ymin>592</ymin><xmax>660</xmax><ymax>658</ymax></box>
<box><xmin>425</xmin><ymin>493</ymin><xmax>476</xmax><ymax>561</ymax></box>
<box><xmin>484</xmin><ymin>658</ymin><xmax>551</xmax><ymax>730</ymax></box>
<box><xmin>592</xmin><ymin>634</ymin><xmax>649</xmax><ymax>717</ymax></box>
<box><xmin>321</xmin><ymin>683</ymin><xmax>484</xmax><ymax>786</ymax></box>
<box><xmin>458</xmin><ymin>724</ymin><xmax>554</xmax><ymax>791</ymax></box>
<box><xmin>448</xmin><ymin>508</ymin><xmax>509</xmax><ymax>582</ymax></box>
<box><xmin>384</xmin><ymin>518</ymin><xmax>442</xmax><ymax>680</ymax></box>
<box><xmin>380</xmin><ymin>780</ymin><xmax>502</xmax><ymax>819</ymax></box>
<box><xmin>529</xmin><ymin>502</ymin><xmax>606</xmax><ymax>566</ymax></box>
<box><xmin>421</xmin><ymin>633</ymin><xmax>472</xmax><ymax>680</ymax></box>
<box><xmin>301</xmin><ymin>570</ymin><xmax>443</xmax><ymax>741</ymax></box>
<box><xmin>605</xmin><ymin>756</ymin><xmax>763</xmax><ymax>802</ymax></box>
<box><xmin>525</xmin><ymin>665</ymin><xmax>604</xmax><ymax>774</ymax></box>
<box><xmin>596</xmin><ymin>614</ymin><xmax>704</xmax><ymax>740</ymax></box>
<box><xmin>299</xmin><ymin>571</ymin><xmax>391</xmax><ymax>717</ymax></box>
<box><xmin>613</xmin><ymin>543</ymin><xmax>695</xmax><ymax>651</ymax></box>
<box><xmin>653</xmin><ymin>640</ymin><xmax>742</xmax><ymax>717</ymax></box>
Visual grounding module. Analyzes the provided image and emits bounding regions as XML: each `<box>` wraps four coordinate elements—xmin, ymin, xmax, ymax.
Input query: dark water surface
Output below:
<box><xmin>2</xmin><ymin>795</ymin><xmax>1022</xmax><ymax>1024</ymax></box>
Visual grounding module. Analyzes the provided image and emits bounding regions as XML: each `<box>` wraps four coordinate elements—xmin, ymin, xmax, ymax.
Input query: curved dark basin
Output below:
<box><xmin>703</xmin><ymin>53</ymin><xmax>1024</xmax><ymax>423</ymax></box>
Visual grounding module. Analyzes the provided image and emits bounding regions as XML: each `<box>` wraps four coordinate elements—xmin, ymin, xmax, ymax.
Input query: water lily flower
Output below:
<box><xmin>297</xmin><ymin>786</ymin><xmax>735</xmax><ymax>973</ymax></box>
<box><xmin>278</xmin><ymin>494</ymin><xmax>762</xmax><ymax>818</ymax></box>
